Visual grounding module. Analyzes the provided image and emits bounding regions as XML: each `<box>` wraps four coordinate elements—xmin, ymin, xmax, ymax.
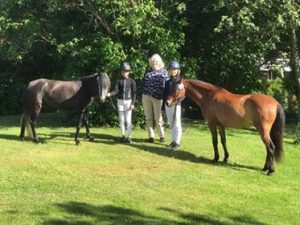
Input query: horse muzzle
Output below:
<box><xmin>166</xmin><ymin>100</ymin><xmax>175</xmax><ymax>107</ymax></box>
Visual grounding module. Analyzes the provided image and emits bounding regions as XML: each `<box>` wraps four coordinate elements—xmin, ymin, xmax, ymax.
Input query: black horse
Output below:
<box><xmin>20</xmin><ymin>73</ymin><xmax>111</xmax><ymax>145</ymax></box>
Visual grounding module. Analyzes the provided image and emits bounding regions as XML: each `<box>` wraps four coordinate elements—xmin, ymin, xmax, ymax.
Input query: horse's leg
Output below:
<box><xmin>208</xmin><ymin>122</ymin><xmax>219</xmax><ymax>163</ymax></box>
<box><xmin>264</xmin><ymin>140</ymin><xmax>275</xmax><ymax>175</ymax></box>
<box><xmin>218</xmin><ymin>125</ymin><xmax>229</xmax><ymax>163</ymax></box>
<box><xmin>75</xmin><ymin>111</ymin><xmax>85</xmax><ymax>145</ymax></box>
<box><xmin>257</xmin><ymin>124</ymin><xmax>275</xmax><ymax>175</ymax></box>
<box><xmin>83</xmin><ymin>111</ymin><xmax>94</xmax><ymax>141</ymax></box>
<box><xmin>30</xmin><ymin>108</ymin><xmax>41</xmax><ymax>144</ymax></box>
<box><xmin>20</xmin><ymin>114</ymin><xmax>26</xmax><ymax>141</ymax></box>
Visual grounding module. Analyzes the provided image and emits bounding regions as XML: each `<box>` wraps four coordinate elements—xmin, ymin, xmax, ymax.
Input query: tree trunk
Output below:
<box><xmin>290</xmin><ymin>28</ymin><xmax>300</xmax><ymax>125</ymax></box>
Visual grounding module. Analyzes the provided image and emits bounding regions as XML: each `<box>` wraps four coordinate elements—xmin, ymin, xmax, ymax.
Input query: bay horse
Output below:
<box><xmin>20</xmin><ymin>73</ymin><xmax>111</xmax><ymax>145</ymax></box>
<box><xmin>166</xmin><ymin>79</ymin><xmax>285</xmax><ymax>175</ymax></box>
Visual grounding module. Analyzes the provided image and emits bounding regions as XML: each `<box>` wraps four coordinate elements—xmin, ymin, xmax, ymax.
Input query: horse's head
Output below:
<box><xmin>97</xmin><ymin>73</ymin><xmax>111</xmax><ymax>102</ymax></box>
<box><xmin>166</xmin><ymin>78</ymin><xmax>186</xmax><ymax>107</ymax></box>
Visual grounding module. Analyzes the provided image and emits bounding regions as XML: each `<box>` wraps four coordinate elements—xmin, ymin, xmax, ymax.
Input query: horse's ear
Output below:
<box><xmin>177</xmin><ymin>77</ymin><xmax>182</xmax><ymax>84</ymax></box>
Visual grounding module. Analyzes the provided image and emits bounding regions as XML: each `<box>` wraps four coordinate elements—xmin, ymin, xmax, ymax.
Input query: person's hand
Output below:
<box><xmin>130</xmin><ymin>105</ymin><xmax>135</xmax><ymax>110</ymax></box>
<box><xmin>107</xmin><ymin>92</ymin><xmax>111</xmax><ymax>97</ymax></box>
<box><xmin>178</xmin><ymin>83</ymin><xmax>184</xmax><ymax>89</ymax></box>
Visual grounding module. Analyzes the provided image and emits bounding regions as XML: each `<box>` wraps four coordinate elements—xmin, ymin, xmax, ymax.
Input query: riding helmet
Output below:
<box><xmin>168</xmin><ymin>60</ymin><xmax>180</xmax><ymax>70</ymax></box>
<box><xmin>120</xmin><ymin>62</ymin><xmax>131</xmax><ymax>71</ymax></box>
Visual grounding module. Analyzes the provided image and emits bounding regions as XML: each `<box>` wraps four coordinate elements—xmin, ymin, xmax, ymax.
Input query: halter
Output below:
<box><xmin>97</xmin><ymin>73</ymin><xmax>110</xmax><ymax>101</ymax></box>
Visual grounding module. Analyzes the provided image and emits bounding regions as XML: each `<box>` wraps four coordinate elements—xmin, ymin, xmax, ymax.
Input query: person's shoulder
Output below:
<box><xmin>160</xmin><ymin>68</ymin><xmax>168</xmax><ymax>76</ymax></box>
<box><xmin>130</xmin><ymin>77</ymin><xmax>136</xmax><ymax>83</ymax></box>
<box><xmin>165</xmin><ymin>77</ymin><xmax>172</xmax><ymax>83</ymax></box>
<box><xmin>144</xmin><ymin>68</ymin><xmax>153</xmax><ymax>74</ymax></box>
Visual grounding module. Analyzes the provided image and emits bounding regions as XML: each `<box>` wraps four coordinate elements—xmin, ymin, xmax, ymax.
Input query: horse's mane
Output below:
<box><xmin>80</xmin><ymin>73</ymin><xmax>99</xmax><ymax>81</ymax></box>
<box><xmin>188</xmin><ymin>79</ymin><xmax>224</xmax><ymax>92</ymax></box>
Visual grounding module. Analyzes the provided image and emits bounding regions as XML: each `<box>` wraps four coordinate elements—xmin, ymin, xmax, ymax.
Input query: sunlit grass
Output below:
<box><xmin>0</xmin><ymin>114</ymin><xmax>299</xmax><ymax>225</ymax></box>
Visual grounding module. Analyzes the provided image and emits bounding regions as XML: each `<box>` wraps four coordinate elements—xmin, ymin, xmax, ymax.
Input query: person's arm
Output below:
<box><xmin>131</xmin><ymin>78</ymin><xmax>137</xmax><ymax>107</ymax></box>
<box><xmin>107</xmin><ymin>80</ymin><xmax>119</xmax><ymax>97</ymax></box>
<box><xmin>161</xmin><ymin>79</ymin><xmax>170</xmax><ymax>111</ymax></box>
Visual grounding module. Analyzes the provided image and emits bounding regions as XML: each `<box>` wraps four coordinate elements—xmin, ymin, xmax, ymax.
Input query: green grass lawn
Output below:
<box><xmin>0</xmin><ymin>114</ymin><xmax>299</xmax><ymax>225</ymax></box>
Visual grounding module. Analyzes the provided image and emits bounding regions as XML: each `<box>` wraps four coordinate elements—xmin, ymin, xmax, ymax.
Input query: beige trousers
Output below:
<box><xmin>142</xmin><ymin>94</ymin><xmax>165</xmax><ymax>139</ymax></box>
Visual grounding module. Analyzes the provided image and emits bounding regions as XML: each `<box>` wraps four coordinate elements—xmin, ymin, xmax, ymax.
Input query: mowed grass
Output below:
<box><xmin>0</xmin><ymin>114</ymin><xmax>299</xmax><ymax>225</ymax></box>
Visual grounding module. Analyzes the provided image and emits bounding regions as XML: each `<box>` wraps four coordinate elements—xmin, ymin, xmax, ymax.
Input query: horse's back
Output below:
<box><xmin>24</xmin><ymin>78</ymin><xmax>84</xmax><ymax>109</ymax></box>
<box><xmin>247</xmin><ymin>94</ymin><xmax>279</xmax><ymax>123</ymax></box>
<box><xmin>211</xmin><ymin>91</ymin><xmax>253</xmax><ymax>128</ymax></box>
<box><xmin>27</xmin><ymin>78</ymin><xmax>48</xmax><ymax>91</ymax></box>
<box><xmin>212</xmin><ymin>91</ymin><xmax>279</xmax><ymax>128</ymax></box>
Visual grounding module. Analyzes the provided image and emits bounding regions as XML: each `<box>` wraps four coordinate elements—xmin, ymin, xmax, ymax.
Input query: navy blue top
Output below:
<box><xmin>141</xmin><ymin>68</ymin><xmax>168</xmax><ymax>99</ymax></box>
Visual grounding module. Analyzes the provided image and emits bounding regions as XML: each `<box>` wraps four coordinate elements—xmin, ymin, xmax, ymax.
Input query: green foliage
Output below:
<box><xmin>184</xmin><ymin>0</ymin><xmax>299</xmax><ymax>92</ymax></box>
<box><xmin>293</xmin><ymin>128</ymin><xmax>300</xmax><ymax>144</ymax></box>
<box><xmin>0</xmin><ymin>0</ymin><xmax>187</xmax><ymax>124</ymax></box>
<box><xmin>266</xmin><ymin>77</ymin><xmax>289</xmax><ymax>107</ymax></box>
<box><xmin>0</xmin><ymin>0</ymin><xmax>299</xmax><ymax>123</ymax></box>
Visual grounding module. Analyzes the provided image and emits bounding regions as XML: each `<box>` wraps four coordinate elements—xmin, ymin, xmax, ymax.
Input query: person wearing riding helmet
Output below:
<box><xmin>107</xmin><ymin>62</ymin><xmax>136</xmax><ymax>144</ymax></box>
<box><xmin>162</xmin><ymin>60</ymin><xmax>184</xmax><ymax>150</ymax></box>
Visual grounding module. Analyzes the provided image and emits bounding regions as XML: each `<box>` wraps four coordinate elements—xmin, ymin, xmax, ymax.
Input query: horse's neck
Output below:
<box><xmin>185</xmin><ymin>80</ymin><xmax>216</xmax><ymax>106</ymax></box>
<box><xmin>82</xmin><ymin>77</ymin><xmax>97</xmax><ymax>97</ymax></box>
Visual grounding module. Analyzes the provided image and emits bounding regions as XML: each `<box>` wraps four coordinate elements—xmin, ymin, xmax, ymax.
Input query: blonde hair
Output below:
<box><xmin>149</xmin><ymin>53</ymin><xmax>165</xmax><ymax>69</ymax></box>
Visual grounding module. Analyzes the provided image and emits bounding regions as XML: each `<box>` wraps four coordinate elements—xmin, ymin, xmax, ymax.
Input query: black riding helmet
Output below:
<box><xmin>168</xmin><ymin>60</ymin><xmax>180</xmax><ymax>70</ymax></box>
<box><xmin>120</xmin><ymin>62</ymin><xmax>131</xmax><ymax>71</ymax></box>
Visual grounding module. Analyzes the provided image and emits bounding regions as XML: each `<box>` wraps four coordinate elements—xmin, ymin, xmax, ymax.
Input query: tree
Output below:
<box><xmin>184</xmin><ymin>0</ymin><xmax>300</xmax><ymax>122</ymax></box>
<box><xmin>0</xmin><ymin>0</ymin><xmax>187</xmax><ymax>123</ymax></box>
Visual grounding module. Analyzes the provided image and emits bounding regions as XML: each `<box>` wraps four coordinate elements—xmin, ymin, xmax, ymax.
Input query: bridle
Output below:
<box><xmin>97</xmin><ymin>73</ymin><xmax>110</xmax><ymax>101</ymax></box>
<box><xmin>171</xmin><ymin>82</ymin><xmax>185</xmax><ymax>105</ymax></box>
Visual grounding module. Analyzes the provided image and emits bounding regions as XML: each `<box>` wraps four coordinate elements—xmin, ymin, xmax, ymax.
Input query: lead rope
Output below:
<box><xmin>108</xmin><ymin>96</ymin><xmax>130</xmax><ymax>113</ymax></box>
<box><xmin>108</xmin><ymin>96</ymin><xmax>118</xmax><ymax>112</ymax></box>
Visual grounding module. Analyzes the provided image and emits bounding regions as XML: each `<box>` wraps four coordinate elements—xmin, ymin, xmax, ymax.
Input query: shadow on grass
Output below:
<box><xmin>0</xmin><ymin>113</ymin><xmax>75</xmax><ymax>128</ymax></box>
<box><xmin>0</xmin><ymin>131</ymin><xmax>261</xmax><ymax>172</ymax></box>
<box><xmin>41</xmin><ymin>201</ymin><xmax>268</xmax><ymax>225</ymax></box>
<box><xmin>0</xmin><ymin>133</ymin><xmax>20</xmax><ymax>141</ymax></box>
<box><xmin>126</xmin><ymin>139</ymin><xmax>261</xmax><ymax>172</ymax></box>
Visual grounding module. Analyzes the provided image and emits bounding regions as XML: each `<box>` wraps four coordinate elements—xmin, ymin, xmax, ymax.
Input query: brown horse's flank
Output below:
<box><xmin>166</xmin><ymin>79</ymin><xmax>285</xmax><ymax>175</ymax></box>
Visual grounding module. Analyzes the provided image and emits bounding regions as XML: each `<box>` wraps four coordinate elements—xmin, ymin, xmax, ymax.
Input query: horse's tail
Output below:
<box><xmin>270</xmin><ymin>104</ymin><xmax>285</xmax><ymax>162</ymax></box>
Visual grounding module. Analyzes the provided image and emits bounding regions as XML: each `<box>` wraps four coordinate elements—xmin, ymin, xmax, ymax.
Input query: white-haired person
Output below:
<box><xmin>107</xmin><ymin>62</ymin><xmax>136</xmax><ymax>144</ymax></box>
<box><xmin>140</xmin><ymin>54</ymin><xmax>168</xmax><ymax>143</ymax></box>
<box><xmin>162</xmin><ymin>60</ymin><xmax>184</xmax><ymax>150</ymax></box>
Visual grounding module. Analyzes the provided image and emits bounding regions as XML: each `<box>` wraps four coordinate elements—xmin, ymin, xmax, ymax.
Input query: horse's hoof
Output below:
<box><xmin>88</xmin><ymin>137</ymin><xmax>95</xmax><ymax>142</ymax></box>
<box><xmin>34</xmin><ymin>139</ymin><xmax>41</xmax><ymax>144</ymax></box>
<box><xmin>20</xmin><ymin>137</ymin><xmax>25</xmax><ymax>141</ymax></box>
<box><xmin>223</xmin><ymin>158</ymin><xmax>229</xmax><ymax>163</ymax></box>
<box><xmin>262</xmin><ymin>167</ymin><xmax>268</xmax><ymax>171</ymax></box>
<box><xmin>212</xmin><ymin>158</ymin><xmax>219</xmax><ymax>164</ymax></box>
<box><xmin>267</xmin><ymin>169</ymin><xmax>275</xmax><ymax>176</ymax></box>
<box><xmin>75</xmin><ymin>141</ymin><xmax>81</xmax><ymax>145</ymax></box>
